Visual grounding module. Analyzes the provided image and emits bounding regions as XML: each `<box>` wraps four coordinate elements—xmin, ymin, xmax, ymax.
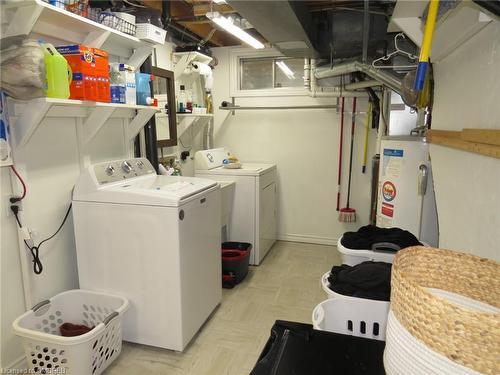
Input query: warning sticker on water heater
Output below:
<box><xmin>383</xmin><ymin>148</ymin><xmax>404</xmax><ymax>178</ymax></box>
<box><xmin>382</xmin><ymin>181</ymin><xmax>397</xmax><ymax>202</ymax></box>
<box><xmin>381</xmin><ymin>202</ymin><xmax>394</xmax><ymax>218</ymax></box>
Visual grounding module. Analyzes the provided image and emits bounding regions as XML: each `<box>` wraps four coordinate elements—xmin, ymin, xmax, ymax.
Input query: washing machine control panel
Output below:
<box><xmin>94</xmin><ymin>158</ymin><xmax>155</xmax><ymax>185</ymax></box>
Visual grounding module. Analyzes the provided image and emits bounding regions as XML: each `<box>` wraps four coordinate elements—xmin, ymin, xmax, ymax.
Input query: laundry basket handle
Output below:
<box><xmin>371</xmin><ymin>242</ymin><xmax>401</xmax><ymax>252</ymax></box>
<box><xmin>32</xmin><ymin>299</ymin><xmax>50</xmax><ymax>312</ymax></box>
<box><xmin>103</xmin><ymin>311</ymin><xmax>119</xmax><ymax>326</ymax></box>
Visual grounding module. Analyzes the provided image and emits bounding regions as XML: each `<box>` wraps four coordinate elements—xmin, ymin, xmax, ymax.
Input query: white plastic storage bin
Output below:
<box><xmin>312</xmin><ymin>297</ymin><xmax>389</xmax><ymax>341</ymax></box>
<box><xmin>337</xmin><ymin>237</ymin><xmax>397</xmax><ymax>266</ymax></box>
<box><xmin>13</xmin><ymin>289</ymin><xmax>129</xmax><ymax>375</ymax></box>
<box><xmin>135</xmin><ymin>23</ymin><xmax>167</xmax><ymax>44</ymax></box>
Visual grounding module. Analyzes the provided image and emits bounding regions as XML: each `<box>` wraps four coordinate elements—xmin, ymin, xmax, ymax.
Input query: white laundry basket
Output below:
<box><xmin>312</xmin><ymin>297</ymin><xmax>389</xmax><ymax>341</ymax></box>
<box><xmin>337</xmin><ymin>237</ymin><xmax>397</xmax><ymax>266</ymax></box>
<box><xmin>13</xmin><ymin>289</ymin><xmax>129</xmax><ymax>375</ymax></box>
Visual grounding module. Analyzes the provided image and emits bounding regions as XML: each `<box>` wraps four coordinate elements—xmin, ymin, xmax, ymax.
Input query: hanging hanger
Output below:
<box><xmin>372</xmin><ymin>33</ymin><xmax>418</xmax><ymax>69</ymax></box>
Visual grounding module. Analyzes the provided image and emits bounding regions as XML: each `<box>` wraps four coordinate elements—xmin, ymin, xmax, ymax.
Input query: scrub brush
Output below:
<box><xmin>339</xmin><ymin>97</ymin><xmax>357</xmax><ymax>223</ymax></box>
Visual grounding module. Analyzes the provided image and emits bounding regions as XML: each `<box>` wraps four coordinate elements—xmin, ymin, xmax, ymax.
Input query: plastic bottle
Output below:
<box><xmin>178</xmin><ymin>85</ymin><xmax>186</xmax><ymax>113</ymax></box>
<box><xmin>186</xmin><ymin>88</ymin><xmax>193</xmax><ymax>113</ymax></box>
<box><xmin>41</xmin><ymin>43</ymin><xmax>71</xmax><ymax>99</ymax></box>
<box><xmin>205</xmin><ymin>90</ymin><xmax>213</xmax><ymax>114</ymax></box>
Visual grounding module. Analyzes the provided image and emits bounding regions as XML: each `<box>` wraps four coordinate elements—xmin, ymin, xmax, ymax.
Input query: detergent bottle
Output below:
<box><xmin>41</xmin><ymin>43</ymin><xmax>71</xmax><ymax>99</ymax></box>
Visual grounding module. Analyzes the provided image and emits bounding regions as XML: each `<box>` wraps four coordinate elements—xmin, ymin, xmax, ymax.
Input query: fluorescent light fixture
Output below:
<box><xmin>213</xmin><ymin>0</ymin><xmax>227</xmax><ymax>3</ymax></box>
<box><xmin>206</xmin><ymin>11</ymin><xmax>264</xmax><ymax>49</ymax></box>
<box><xmin>276</xmin><ymin>61</ymin><xmax>295</xmax><ymax>80</ymax></box>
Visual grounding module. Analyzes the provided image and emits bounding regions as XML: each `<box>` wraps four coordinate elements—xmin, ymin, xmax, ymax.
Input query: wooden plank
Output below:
<box><xmin>170</xmin><ymin>1</ymin><xmax>194</xmax><ymax>19</ymax></box>
<box><xmin>141</xmin><ymin>0</ymin><xmax>163</xmax><ymax>12</ymax></box>
<box><xmin>192</xmin><ymin>3</ymin><xmax>235</xmax><ymax>16</ymax></box>
<box><xmin>427</xmin><ymin>130</ymin><xmax>500</xmax><ymax>159</ymax></box>
<box><xmin>462</xmin><ymin>129</ymin><xmax>500</xmax><ymax>146</ymax></box>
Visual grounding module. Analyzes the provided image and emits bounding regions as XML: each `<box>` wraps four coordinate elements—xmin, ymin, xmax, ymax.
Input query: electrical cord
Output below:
<box><xmin>10</xmin><ymin>203</ymin><xmax>72</xmax><ymax>275</ymax></box>
<box><xmin>9</xmin><ymin>165</ymin><xmax>27</xmax><ymax>202</ymax></box>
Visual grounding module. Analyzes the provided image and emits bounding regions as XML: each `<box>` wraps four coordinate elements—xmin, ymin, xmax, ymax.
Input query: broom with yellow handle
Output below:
<box><xmin>339</xmin><ymin>97</ymin><xmax>357</xmax><ymax>222</ymax></box>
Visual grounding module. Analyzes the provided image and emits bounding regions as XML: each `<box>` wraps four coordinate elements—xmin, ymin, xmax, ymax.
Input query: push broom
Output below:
<box><xmin>339</xmin><ymin>97</ymin><xmax>357</xmax><ymax>222</ymax></box>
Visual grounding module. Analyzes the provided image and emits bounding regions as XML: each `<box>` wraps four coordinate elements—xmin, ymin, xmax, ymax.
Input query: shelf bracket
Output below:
<box><xmin>8</xmin><ymin>98</ymin><xmax>52</xmax><ymax>148</ymax></box>
<box><xmin>128</xmin><ymin>45</ymin><xmax>154</xmax><ymax>71</ymax></box>
<box><xmin>3</xmin><ymin>4</ymin><xmax>43</xmax><ymax>39</ymax></box>
<box><xmin>177</xmin><ymin>116</ymin><xmax>212</xmax><ymax>139</ymax></box>
<box><xmin>83</xmin><ymin>30</ymin><xmax>111</xmax><ymax>49</ymax></box>
<box><xmin>173</xmin><ymin>54</ymin><xmax>192</xmax><ymax>79</ymax></box>
<box><xmin>83</xmin><ymin>106</ymin><xmax>116</xmax><ymax>144</ymax></box>
<box><xmin>127</xmin><ymin>108</ymin><xmax>157</xmax><ymax>141</ymax></box>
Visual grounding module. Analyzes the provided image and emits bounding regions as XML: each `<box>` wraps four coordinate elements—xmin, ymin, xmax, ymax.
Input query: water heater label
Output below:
<box><xmin>381</xmin><ymin>202</ymin><xmax>394</xmax><ymax>217</ymax></box>
<box><xmin>383</xmin><ymin>148</ymin><xmax>404</xmax><ymax>157</ymax></box>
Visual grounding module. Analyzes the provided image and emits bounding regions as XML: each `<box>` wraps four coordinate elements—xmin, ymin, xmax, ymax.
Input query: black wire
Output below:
<box><xmin>11</xmin><ymin>203</ymin><xmax>72</xmax><ymax>275</ymax></box>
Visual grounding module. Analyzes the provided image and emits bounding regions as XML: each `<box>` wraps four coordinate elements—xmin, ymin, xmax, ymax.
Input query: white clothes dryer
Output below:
<box><xmin>195</xmin><ymin>148</ymin><xmax>277</xmax><ymax>265</ymax></box>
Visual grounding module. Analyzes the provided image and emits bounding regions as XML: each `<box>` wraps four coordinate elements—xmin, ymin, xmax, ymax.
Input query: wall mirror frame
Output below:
<box><xmin>151</xmin><ymin>66</ymin><xmax>177</xmax><ymax>147</ymax></box>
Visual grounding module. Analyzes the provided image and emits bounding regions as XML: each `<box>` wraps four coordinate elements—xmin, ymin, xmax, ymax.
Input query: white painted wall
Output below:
<box><xmin>431</xmin><ymin>21</ymin><xmax>500</xmax><ymax>261</ymax></box>
<box><xmin>211</xmin><ymin>47</ymin><xmax>379</xmax><ymax>245</ymax></box>
<box><xmin>0</xmin><ymin>117</ymin><xmax>129</xmax><ymax>367</ymax></box>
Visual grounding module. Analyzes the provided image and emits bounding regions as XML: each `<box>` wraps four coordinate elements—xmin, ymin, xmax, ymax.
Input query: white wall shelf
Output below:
<box><xmin>389</xmin><ymin>1</ymin><xmax>493</xmax><ymax>62</ymax></box>
<box><xmin>1</xmin><ymin>0</ymin><xmax>153</xmax><ymax>69</ymax></box>
<box><xmin>7</xmin><ymin>98</ymin><xmax>158</xmax><ymax>148</ymax></box>
<box><xmin>172</xmin><ymin>52</ymin><xmax>213</xmax><ymax>78</ymax></box>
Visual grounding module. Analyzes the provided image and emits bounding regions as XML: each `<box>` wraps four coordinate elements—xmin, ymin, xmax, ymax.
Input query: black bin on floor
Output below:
<box><xmin>221</xmin><ymin>242</ymin><xmax>252</xmax><ymax>284</ymax></box>
<box><xmin>250</xmin><ymin>320</ymin><xmax>386</xmax><ymax>375</ymax></box>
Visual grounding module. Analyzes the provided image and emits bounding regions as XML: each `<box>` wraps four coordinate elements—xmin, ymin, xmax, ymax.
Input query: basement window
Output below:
<box><xmin>240</xmin><ymin>57</ymin><xmax>304</xmax><ymax>90</ymax></box>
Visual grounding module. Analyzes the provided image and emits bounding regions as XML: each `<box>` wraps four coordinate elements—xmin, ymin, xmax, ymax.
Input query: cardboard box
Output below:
<box><xmin>57</xmin><ymin>44</ymin><xmax>110</xmax><ymax>102</ymax></box>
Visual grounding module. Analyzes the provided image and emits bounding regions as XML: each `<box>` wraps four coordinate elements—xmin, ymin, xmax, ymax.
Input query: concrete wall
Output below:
<box><xmin>431</xmin><ymin>21</ymin><xmax>500</xmax><ymax>260</ymax></box>
<box><xmin>1</xmin><ymin>117</ymin><xmax>129</xmax><ymax>367</ymax></box>
<box><xmin>210</xmin><ymin>47</ymin><xmax>378</xmax><ymax>245</ymax></box>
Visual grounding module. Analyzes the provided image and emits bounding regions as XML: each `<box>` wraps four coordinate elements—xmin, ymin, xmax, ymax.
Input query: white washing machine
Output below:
<box><xmin>195</xmin><ymin>148</ymin><xmax>277</xmax><ymax>265</ymax></box>
<box><xmin>72</xmin><ymin>157</ymin><xmax>221</xmax><ymax>351</ymax></box>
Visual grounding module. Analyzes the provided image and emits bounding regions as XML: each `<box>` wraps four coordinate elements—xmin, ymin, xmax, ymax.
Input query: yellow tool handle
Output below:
<box><xmin>419</xmin><ymin>0</ymin><xmax>440</xmax><ymax>62</ymax></box>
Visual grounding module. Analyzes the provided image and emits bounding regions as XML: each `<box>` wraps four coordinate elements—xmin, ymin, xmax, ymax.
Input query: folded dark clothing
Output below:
<box><xmin>341</xmin><ymin>225</ymin><xmax>422</xmax><ymax>251</ymax></box>
<box><xmin>60</xmin><ymin>322</ymin><xmax>93</xmax><ymax>337</ymax></box>
<box><xmin>327</xmin><ymin>261</ymin><xmax>392</xmax><ymax>301</ymax></box>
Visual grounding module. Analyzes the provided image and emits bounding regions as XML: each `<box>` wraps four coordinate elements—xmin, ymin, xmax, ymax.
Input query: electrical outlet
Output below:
<box><xmin>6</xmin><ymin>197</ymin><xmax>23</xmax><ymax>217</ymax></box>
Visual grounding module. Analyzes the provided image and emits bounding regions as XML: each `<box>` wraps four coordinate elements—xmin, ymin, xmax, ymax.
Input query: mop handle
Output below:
<box><xmin>414</xmin><ymin>0</ymin><xmax>439</xmax><ymax>91</ymax></box>
<box><xmin>336</xmin><ymin>97</ymin><xmax>345</xmax><ymax>211</ymax></box>
<box><xmin>346</xmin><ymin>97</ymin><xmax>356</xmax><ymax>207</ymax></box>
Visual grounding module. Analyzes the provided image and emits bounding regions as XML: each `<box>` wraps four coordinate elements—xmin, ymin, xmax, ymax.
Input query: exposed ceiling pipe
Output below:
<box><xmin>315</xmin><ymin>61</ymin><xmax>403</xmax><ymax>95</ymax></box>
<box><xmin>344</xmin><ymin>80</ymin><xmax>380</xmax><ymax>90</ymax></box>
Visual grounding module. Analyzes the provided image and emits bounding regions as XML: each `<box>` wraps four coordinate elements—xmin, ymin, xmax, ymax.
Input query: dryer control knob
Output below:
<box><xmin>105</xmin><ymin>165</ymin><xmax>115</xmax><ymax>176</ymax></box>
<box><xmin>137</xmin><ymin>160</ymin><xmax>144</xmax><ymax>169</ymax></box>
<box><xmin>121</xmin><ymin>161</ymin><xmax>133</xmax><ymax>173</ymax></box>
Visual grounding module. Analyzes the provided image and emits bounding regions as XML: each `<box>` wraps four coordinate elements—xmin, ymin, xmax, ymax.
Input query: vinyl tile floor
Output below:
<box><xmin>105</xmin><ymin>241</ymin><xmax>340</xmax><ymax>375</ymax></box>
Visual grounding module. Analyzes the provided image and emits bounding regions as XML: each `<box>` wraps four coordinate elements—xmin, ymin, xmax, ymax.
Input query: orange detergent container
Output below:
<box><xmin>55</xmin><ymin>44</ymin><xmax>110</xmax><ymax>102</ymax></box>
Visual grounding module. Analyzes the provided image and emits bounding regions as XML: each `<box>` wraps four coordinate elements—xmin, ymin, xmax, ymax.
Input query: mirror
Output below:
<box><xmin>151</xmin><ymin>67</ymin><xmax>177</xmax><ymax>147</ymax></box>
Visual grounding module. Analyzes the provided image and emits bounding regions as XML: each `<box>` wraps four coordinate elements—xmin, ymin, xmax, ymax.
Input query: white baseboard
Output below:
<box><xmin>278</xmin><ymin>233</ymin><xmax>338</xmax><ymax>246</ymax></box>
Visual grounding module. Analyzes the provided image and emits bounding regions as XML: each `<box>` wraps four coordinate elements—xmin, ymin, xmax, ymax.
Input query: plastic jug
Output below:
<box><xmin>42</xmin><ymin>43</ymin><xmax>71</xmax><ymax>99</ymax></box>
<box><xmin>135</xmin><ymin>72</ymin><xmax>153</xmax><ymax>105</ymax></box>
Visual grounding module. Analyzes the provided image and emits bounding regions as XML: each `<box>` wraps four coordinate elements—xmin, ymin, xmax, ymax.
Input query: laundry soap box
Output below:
<box><xmin>109</xmin><ymin>63</ymin><xmax>136</xmax><ymax>105</ymax></box>
<box><xmin>56</xmin><ymin>44</ymin><xmax>110</xmax><ymax>102</ymax></box>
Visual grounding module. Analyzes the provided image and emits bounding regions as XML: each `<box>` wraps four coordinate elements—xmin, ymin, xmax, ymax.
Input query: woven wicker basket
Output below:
<box><xmin>390</xmin><ymin>246</ymin><xmax>500</xmax><ymax>374</ymax></box>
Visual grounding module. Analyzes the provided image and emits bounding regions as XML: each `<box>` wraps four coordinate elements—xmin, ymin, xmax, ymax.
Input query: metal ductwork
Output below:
<box><xmin>315</xmin><ymin>61</ymin><xmax>403</xmax><ymax>95</ymax></box>
<box><xmin>227</xmin><ymin>0</ymin><xmax>319</xmax><ymax>57</ymax></box>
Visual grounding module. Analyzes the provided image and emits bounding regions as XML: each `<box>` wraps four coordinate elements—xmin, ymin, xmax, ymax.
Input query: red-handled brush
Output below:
<box><xmin>336</xmin><ymin>97</ymin><xmax>345</xmax><ymax>211</ymax></box>
<box><xmin>339</xmin><ymin>97</ymin><xmax>357</xmax><ymax>223</ymax></box>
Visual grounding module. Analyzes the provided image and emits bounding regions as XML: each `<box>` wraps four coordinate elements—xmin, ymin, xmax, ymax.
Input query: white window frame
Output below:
<box><xmin>229</xmin><ymin>47</ymin><xmax>308</xmax><ymax>97</ymax></box>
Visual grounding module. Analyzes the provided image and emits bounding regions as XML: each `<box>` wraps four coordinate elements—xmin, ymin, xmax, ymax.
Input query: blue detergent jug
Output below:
<box><xmin>135</xmin><ymin>73</ymin><xmax>152</xmax><ymax>105</ymax></box>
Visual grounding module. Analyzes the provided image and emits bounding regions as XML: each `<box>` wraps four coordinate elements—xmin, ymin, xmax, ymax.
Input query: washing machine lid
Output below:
<box><xmin>196</xmin><ymin>163</ymin><xmax>276</xmax><ymax>176</ymax></box>
<box><xmin>73</xmin><ymin>158</ymin><xmax>218</xmax><ymax>207</ymax></box>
